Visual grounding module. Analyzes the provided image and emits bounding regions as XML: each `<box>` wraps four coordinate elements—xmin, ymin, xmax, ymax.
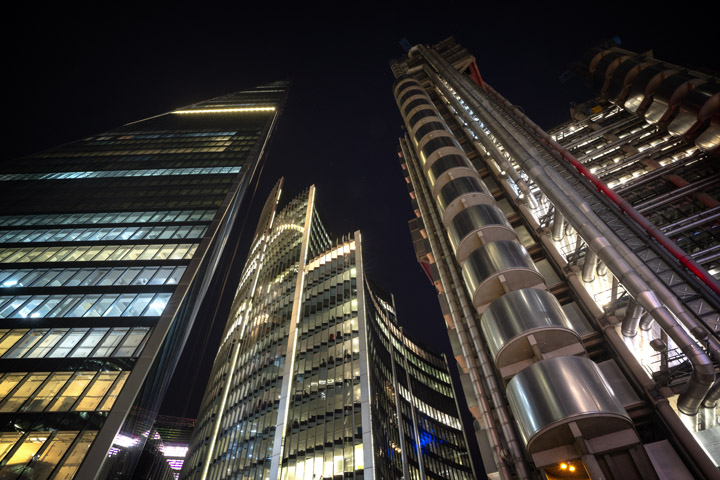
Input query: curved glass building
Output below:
<box><xmin>181</xmin><ymin>181</ymin><xmax>474</xmax><ymax>480</ymax></box>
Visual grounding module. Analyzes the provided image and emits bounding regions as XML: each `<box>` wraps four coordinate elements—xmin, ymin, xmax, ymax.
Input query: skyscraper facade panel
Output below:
<box><xmin>0</xmin><ymin>81</ymin><xmax>287</xmax><ymax>479</ymax></box>
<box><xmin>182</xmin><ymin>182</ymin><xmax>474</xmax><ymax>480</ymax></box>
<box><xmin>391</xmin><ymin>37</ymin><xmax>719</xmax><ymax>480</ymax></box>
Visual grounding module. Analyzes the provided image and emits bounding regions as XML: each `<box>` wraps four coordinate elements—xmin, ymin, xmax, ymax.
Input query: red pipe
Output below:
<box><xmin>468</xmin><ymin>61</ymin><xmax>486</xmax><ymax>91</ymax></box>
<box><xmin>482</xmin><ymin>83</ymin><xmax>720</xmax><ymax>296</ymax></box>
<box><xmin>543</xmin><ymin>136</ymin><xmax>720</xmax><ymax>296</ymax></box>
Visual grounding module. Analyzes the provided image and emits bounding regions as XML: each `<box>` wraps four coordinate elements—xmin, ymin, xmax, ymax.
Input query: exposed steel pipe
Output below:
<box><xmin>484</xmin><ymin>83</ymin><xmax>720</xmax><ymax>297</ymax></box>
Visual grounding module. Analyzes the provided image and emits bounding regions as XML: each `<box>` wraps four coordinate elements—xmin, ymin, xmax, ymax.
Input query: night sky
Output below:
<box><xmin>6</xmin><ymin>1</ymin><xmax>716</xmax><ymax>472</ymax></box>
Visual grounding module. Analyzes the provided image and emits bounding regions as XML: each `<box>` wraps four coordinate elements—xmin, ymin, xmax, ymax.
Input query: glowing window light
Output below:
<box><xmin>112</xmin><ymin>434</ymin><xmax>139</xmax><ymax>448</ymax></box>
<box><xmin>163</xmin><ymin>445</ymin><xmax>188</xmax><ymax>457</ymax></box>
<box><xmin>173</xmin><ymin>106</ymin><xmax>276</xmax><ymax>114</ymax></box>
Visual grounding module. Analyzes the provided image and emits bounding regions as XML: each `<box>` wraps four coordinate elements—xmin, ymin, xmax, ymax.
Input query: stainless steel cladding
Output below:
<box><xmin>505</xmin><ymin>355</ymin><xmax>632</xmax><ymax>453</ymax></box>
<box><xmin>480</xmin><ymin>288</ymin><xmax>585</xmax><ymax>372</ymax></box>
<box><xmin>460</xmin><ymin>241</ymin><xmax>544</xmax><ymax>308</ymax></box>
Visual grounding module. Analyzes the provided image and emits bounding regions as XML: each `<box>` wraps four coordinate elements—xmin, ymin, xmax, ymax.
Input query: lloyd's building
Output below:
<box><xmin>392</xmin><ymin>38</ymin><xmax>720</xmax><ymax>479</ymax></box>
<box><xmin>0</xmin><ymin>83</ymin><xmax>287</xmax><ymax>479</ymax></box>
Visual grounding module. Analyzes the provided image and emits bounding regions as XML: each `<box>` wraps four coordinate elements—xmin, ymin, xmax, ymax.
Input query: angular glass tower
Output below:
<box><xmin>0</xmin><ymin>82</ymin><xmax>287</xmax><ymax>479</ymax></box>
<box><xmin>181</xmin><ymin>180</ymin><xmax>475</xmax><ymax>480</ymax></box>
<box><xmin>391</xmin><ymin>38</ymin><xmax>720</xmax><ymax>480</ymax></box>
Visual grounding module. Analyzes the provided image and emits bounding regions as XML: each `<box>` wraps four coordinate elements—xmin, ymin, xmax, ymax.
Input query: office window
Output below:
<box><xmin>0</xmin><ymin>243</ymin><xmax>198</xmax><ymax>264</ymax></box>
<box><xmin>0</xmin><ymin>293</ymin><xmax>173</xmax><ymax>319</ymax></box>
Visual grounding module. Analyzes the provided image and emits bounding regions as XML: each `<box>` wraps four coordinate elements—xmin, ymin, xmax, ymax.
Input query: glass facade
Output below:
<box><xmin>181</xmin><ymin>183</ymin><xmax>473</xmax><ymax>480</ymax></box>
<box><xmin>364</xmin><ymin>284</ymin><xmax>474</xmax><ymax>480</ymax></box>
<box><xmin>0</xmin><ymin>82</ymin><xmax>288</xmax><ymax>479</ymax></box>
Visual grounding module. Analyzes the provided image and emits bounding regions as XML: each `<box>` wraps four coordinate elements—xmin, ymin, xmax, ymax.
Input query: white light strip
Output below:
<box><xmin>173</xmin><ymin>106</ymin><xmax>276</xmax><ymax>114</ymax></box>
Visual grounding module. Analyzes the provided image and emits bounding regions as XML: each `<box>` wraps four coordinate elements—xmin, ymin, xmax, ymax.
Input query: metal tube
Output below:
<box><xmin>639</xmin><ymin>312</ymin><xmax>655</xmax><ymax>330</ymax></box>
<box><xmin>597</xmin><ymin>259</ymin><xmax>608</xmax><ymax>277</ymax></box>
<box><xmin>593</xmin><ymin>311</ymin><xmax>720</xmax><ymax>480</ymax></box>
<box><xmin>575</xmin><ymin>123</ymin><xmax>653</xmax><ymax>162</ymax></box>
<box><xmin>663</xmin><ymin>206</ymin><xmax>720</xmax><ymax>237</ymax></box>
<box><xmin>552</xmin><ymin>210</ymin><xmax>565</xmax><ymax>241</ymax></box>
<box><xmin>482</xmin><ymin>81</ymin><xmax>720</xmax><ymax>298</ymax></box>
<box><xmin>582</xmin><ymin>248</ymin><xmax>598</xmax><ymax>282</ymax></box>
<box><xmin>613</xmin><ymin>148</ymin><xmax>696</xmax><ymax>195</ymax></box>
<box><xmin>702</xmin><ymin>378</ymin><xmax>720</xmax><ymax>408</ymax></box>
<box><xmin>635</xmin><ymin>176</ymin><xmax>720</xmax><ymax>214</ymax></box>
<box><xmin>621</xmin><ymin>298</ymin><xmax>644</xmax><ymax>337</ymax></box>
<box><xmin>417</xmin><ymin>47</ymin><xmax>716</xmax><ymax>414</ymax></box>
<box><xmin>426</xmin><ymin>67</ymin><xmax>538</xmax><ymax>210</ymax></box>
<box><xmin>395</xmin><ymin>74</ymin><xmax>538</xmax><ymax>477</ymax></box>
<box><xmin>561</xmin><ymin>115</ymin><xmax>639</xmax><ymax>151</ymax></box>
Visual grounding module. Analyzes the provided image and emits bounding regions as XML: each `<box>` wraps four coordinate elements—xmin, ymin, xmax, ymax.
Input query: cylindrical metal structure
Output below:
<box><xmin>461</xmin><ymin>241</ymin><xmax>544</xmax><ymax>309</ymax></box>
<box><xmin>582</xmin><ymin>248</ymin><xmax>598</xmax><ymax>283</ymax></box>
<box><xmin>399</xmin><ymin>136</ymin><xmax>528</xmax><ymax>479</ymax></box>
<box><xmin>621</xmin><ymin>298</ymin><xmax>644</xmax><ymax>337</ymax></box>
<box><xmin>506</xmin><ymin>356</ymin><xmax>633</xmax><ymax>454</ymax></box>
<box><xmin>552</xmin><ymin>210</ymin><xmax>565</xmax><ymax>241</ymax></box>
<box><xmin>480</xmin><ymin>288</ymin><xmax>585</xmax><ymax>369</ymax></box>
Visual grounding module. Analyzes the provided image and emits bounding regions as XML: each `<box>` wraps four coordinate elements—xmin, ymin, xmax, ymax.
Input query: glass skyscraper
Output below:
<box><xmin>0</xmin><ymin>82</ymin><xmax>287</xmax><ymax>479</ymax></box>
<box><xmin>181</xmin><ymin>181</ymin><xmax>475</xmax><ymax>480</ymax></box>
<box><xmin>391</xmin><ymin>37</ymin><xmax>720</xmax><ymax>480</ymax></box>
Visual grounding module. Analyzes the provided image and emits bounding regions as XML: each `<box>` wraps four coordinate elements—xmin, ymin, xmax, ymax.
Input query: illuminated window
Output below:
<box><xmin>74</xmin><ymin>372</ymin><xmax>120</xmax><ymax>411</ymax></box>
<box><xmin>52</xmin><ymin>430</ymin><xmax>97</xmax><ymax>479</ymax></box>
<box><xmin>70</xmin><ymin>329</ymin><xmax>109</xmax><ymax>357</ymax></box>
<box><xmin>0</xmin><ymin>431</ymin><xmax>51</xmax><ymax>470</ymax></box>
<box><xmin>25</xmin><ymin>372</ymin><xmax>72</xmax><ymax>411</ymax></box>
<box><xmin>0</xmin><ymin>432</ymin><xmax>23</xmax><ymax>465</ymax></box>
<box><xmin>26</xmin><ymin>329</ymin><xmax>68</xmax><ymax>358</ymax></box>
<box><xmin>4</xmin><ymin>329</ymin><xmax>47</xmax><ymax>358</ymax></box>
<box><xmin>0</xmin><ymin>329</ymin><xmax>28</xmax><ymax>356</ymax></box>
<box><xmin>0</xmin><ymin>373</ymin><xmax>27</xmax><ymax>399</ymax></box>
<box><xmin>47</xmin><ymin>372</ymin><xmax>95</xmax><ymax>411</ymax></box>
<box><xmin>97</xmin><ymin>371</ymin><xmax>129</xmax><ymax>411</ymax></box>
<box><xmin>1</xmin><ymin>373</ymin><xmax>49</xmax><ymax>412</ymax></box>
<box><xmin>0</xmin><ymin>166</ymin><xmax>242</xmax><ymax>181</ymax></box>
<box><xmin>31</xmin><ymin>431</ymin><xmax>79</xmax><ymax>479</ymax></box>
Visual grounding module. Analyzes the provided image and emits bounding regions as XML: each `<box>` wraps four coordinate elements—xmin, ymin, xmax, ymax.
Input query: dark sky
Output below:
<box><xmin>6</xmin><ymin>0</ymin><xmax>716</xmax><ymax>472</ymax></box>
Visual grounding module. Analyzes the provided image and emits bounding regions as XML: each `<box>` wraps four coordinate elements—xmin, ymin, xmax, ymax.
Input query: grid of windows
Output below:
<box><xmin>0</xmin><ymin>370</ymin><xmax>129</xmax><ymax>413</ymax></box>
<box><xmin>0</xmin><ymin>166</ymin><xmax>242</xmax><ymax>182</ymax></box>
<box><xmin>0</xmin><ymin>265</ymin><xmax>186</xmax><ymax>289</ymax></box>
<box><xmin>183</xmin><ymin>185</ymin><xmax>473</xmax><ymax>480</ymax></box>
<box><xmin>0</xmin><ymin>430</ymin><xmax>97</xmax><ymax>480</ymax></box>
<box><xmin>0</xmin><ymin>225</ymin><xmax>207</xmax><ymax>244</ymax></box>
<box><xmin>365</xmin><ymin>282</ymin><xmax>474</xmax><ymax>480</ymax></box>
<box><xmin>0</xmin><ymin>243</ymin><xmax>198</xmax><ymax>263</ymax></box>
<box><xmin>0</xmin><ymin>210</ymin><xmax>215</xmax><ymax>227</ymax></box>
<box><xmin>280</xmin><ymin>240</ymin><xmax>364</xmax><ymax>480</ymax></box>
<box><xmin>183</xmin><ymin>187</ymin><xmax>325</xmax><ymax>480</ymax></box>
<box><xmin>0</xmin><ymin>327</ymin><xmax>150</xmax><ymax>359</ymax></box>
<box><xmin>0</xmin><ymin>292</ymin><xmax>172</xmax><ymax>319</ymax></box>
